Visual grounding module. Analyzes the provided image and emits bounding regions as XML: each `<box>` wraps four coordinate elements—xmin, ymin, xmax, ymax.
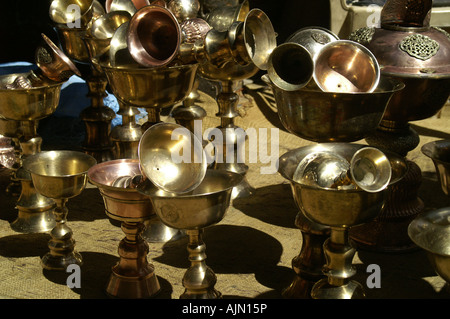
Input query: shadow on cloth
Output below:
<box><xmin>66</xmin><ymin>188</ymin><xmax>108</xmax><ymax>222</ymax></box>
<box><xmin>233</xmin><ymin>183</ymin><xmax>298</xmax><ymax>229</ymax></box>
<box><xmin>154</xmin><ymin>224</ymin><xmax>293</xmax><ymax>298</ymax></box>
<box><xmin>0</xmin><ymin>232</ymin><xmax>51</xmax><ymax>258</ymax></box>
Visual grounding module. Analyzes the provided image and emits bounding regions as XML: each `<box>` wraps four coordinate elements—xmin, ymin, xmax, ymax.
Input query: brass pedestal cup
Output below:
<box><xmin>88</xmin><ymin>159</ymin><xmax>161</xmax><ymax>298</ymax></box>
<box><xmin>279</xmin><ymin>143</ymin><xmax>407</xmax><ymax>299</ymax></box>
<box><xmin>101</xmin><ymin>62</ymin><xmax>199</xmax><ymax>242</ymax></box>
<box><xmin>422</xmin><ymin>140</ymin><xmax>450</xmax><ymax>196</ymax></box>
<box><xmin>22</xmin><ymin>151</ymin><xmax>97</xmax><ymax>270</ymax></box>
<box><xmin>264</xmin><ymin>73</ymin><xmax>404</xmax><ymax>298</ymax></box>
<box><xmin>0</xmin><ymin>74</ymin><xmax>66</xmax><ymax>233</ymax></box>
<box><xmin>138</xmin><ymin>169</ymin><xmax>242</xmax><ymax>299</ymax></box>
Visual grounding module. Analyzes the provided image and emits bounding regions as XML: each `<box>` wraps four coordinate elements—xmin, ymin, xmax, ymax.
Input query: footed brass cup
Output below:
<box><xmin>23</xmin><ymin>151</ymin><xmax>97</xmax><ymax>270</ymax></box>
<box><xmin>88</xmin><ymin>159</ymin><xmax>161</xmax><ymax>298</ymax></box>
<box><xmin>0</xmin><ymin>73</ymin><xmax>64</xmax><ymax>233</ymax></box>
<box><xmin>138</xmin><ymin>169</ymin><xmax>242</xmax><ymax>298</ymax></box>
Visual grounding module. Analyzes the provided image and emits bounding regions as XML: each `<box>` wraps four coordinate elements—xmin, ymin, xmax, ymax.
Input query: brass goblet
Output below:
<box><xmin>279</xmin><ymin>143</ymin><xmax>407</xmax><ymax>299</ymax></box>
<box><xmin>265</xmin><ymin>73</ymin><xmax>404</xmax><ymax>298</ymax></box>
<box><xmin>0</xmin><ymin>73</ymin><xmax>65</xmax><ymax>233</ymax></box>
<box><xmin>138</xmin><ymin>169</ymin><xmax>243</xmax><ymax>299</ymax></box>
<box><xmin>22</xmin><ymin>151</ymin><xmax>97</xmax><ymax>270</ymax></box>
<box><xmin>88</xmin><ymin>159</ymin><xmax>161</xmax><ymax>298</ymax></box>
<box><xmin>101</xmin><ymin>63</ymin><xmax>198</xmax><ymax>242</ymax></box>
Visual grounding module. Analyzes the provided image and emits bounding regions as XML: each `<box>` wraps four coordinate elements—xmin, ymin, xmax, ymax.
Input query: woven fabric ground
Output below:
<box><xmin>0</xmin><ymin>79</ymin><xmax>449</xmax><ymax>299</ymax></box>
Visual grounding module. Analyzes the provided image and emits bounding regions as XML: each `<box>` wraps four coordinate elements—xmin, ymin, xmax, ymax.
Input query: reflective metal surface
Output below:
<box><xmin>421</xmin><ymin>139</ymin><xmax>450</xmax><ymax>196</ymax></box>
<box><xmin>101</xmin><ymin>62</ymin><xmax>198</xmax><ymax>108</ymax></box>
<box><xmin>313</xmin><ymin>40</ymin><xmax>380</xmax><ymax>93</ymax></box>
<box><xmin>168</xmin><ymin>0</ymin><xmax>200</xmax><ymax>22</ymax></box>
<box><xmin>127</xmin><ymin>5</ymin><xmax>182</xmax><ymax>67</ymax></box>
<box><xmin>36</xmin><ymin>33</ymin><xmax>81</xmax><ymax>82</ymax></box>
<box><xmin>263</xmin><ymin>74</ymin><xmax>404</xmax><ymax>143</ymax></box>
<box><xmin>408</xmin><ymin>207</ymin><xmax>450</xmax><ymax>283</ymax></box>
<box><xmin>88</xmin><ymin>159</ymin><xmax>161</xmax><ymax>298</ymax></box>
<box><xmin>49</xmin><ymin>0</ymin><xmax>95</xmax><ymax>28</ymax></box>
<box><xmin>138</xmin><ymin>122</ymin><xmax>207</xmax><ymax>194</ymax></box>
<box><xmin>205</xmin><ymin>0</ymin><xmax>248</xmax><ymax>32</ymax></box>
<box><xmin>139</xmin><ymin>169</ymin><xmax>242</xmax><ymax>299</ymax></box>
<box><xmin>279</xmin><ymin>143</ymin><xmax>407</xmax><ymax>298</ymax></box>
<box><xmin>350</xmin><ymin>147</ymin><xmax>392</xmax><ymax>193</ymax></box>
<box><xmin>286</xmin><ymin>26</ymin><xmax>339</xmax><ymax>58</ymax></box>
<box><xmin>23</xmin><ymin>150</ymin><xmax>96</xmax><ymax>271</ymax></box>
<box><xmin>54</xmin><ymin>25</ymin><xmax>92</xmax><ymax>63</ymax></box>
<box><xmin>267</xmin><ymin>42</ymin><xmax>313</xmax><ymax>91</ymax></box>
<box><xmin>109</xmin><ymin>21</ymin><xmax>138</xmax><ymax>66</ymax></box>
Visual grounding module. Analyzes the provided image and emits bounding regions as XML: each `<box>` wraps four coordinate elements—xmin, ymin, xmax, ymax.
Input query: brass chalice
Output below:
<box><xmin>88</xmin><ymin>159</ymin><xmax>161</xmax><ymax>298</ymax></box>
<box><xmin>0</xmin><ymin>73</ymin><xmax>64</xmax><ymax>233</ymax></box>
<box><xmin>138</xmin><ymin>169</ymin><xmax>242</xmax><ymax>299</ymax></box>
<box><xmin>22</xmin><ymin>150</ymin><xmax>96</xmax><ymax>270</ymax></box>
<box><xmin>265</xmin><ymin>73</ymin><xmax>404</xmax><ymax>298</ymax></box>
<box><xmin>279</xmin><ymin>143</ymin><xmax>407</xmax><ymax>299</ymax></box>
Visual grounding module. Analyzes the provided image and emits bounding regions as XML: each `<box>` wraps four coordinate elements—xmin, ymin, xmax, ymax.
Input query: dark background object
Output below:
<box><xmin>0</xmin><ymin>0</ymin><xmax>331</xmax><ymax>63</ymax></box>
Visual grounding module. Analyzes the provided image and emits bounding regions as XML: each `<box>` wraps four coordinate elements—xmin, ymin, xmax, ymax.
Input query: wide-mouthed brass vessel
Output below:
<box><xmin>138</xmin><ymin>169</ymin><xmax>242</xmax><ymax>298</ymax></box>
<box><xmin>279</xmin><ymin>143</ymin><xmax>407</xmax><ymax>299</ymax></box>
<box><xmin>22</xmin><ymin>150</ymin><xmax>97</xmax><ymax>270</ymax></box>
<box><xmin>0</xmin><ymin>73</ymin><xmax>64</xmax><ymax>233</ymax></box>
<box><xmin>88</xmin><ymin>158</ymin><xmax>161</xmax><ymax>298</ymax></box>
<box><xmin>421</xmin><ymin>140</ymin><xmax>450</xmax><ymax>196</ymax></box>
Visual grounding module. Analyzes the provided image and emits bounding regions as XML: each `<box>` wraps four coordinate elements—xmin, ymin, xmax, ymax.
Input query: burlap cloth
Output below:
<box><xmin>0</xmin><ymin>79</ymin><xmax>449</xmax><ymax>299</ymax></box>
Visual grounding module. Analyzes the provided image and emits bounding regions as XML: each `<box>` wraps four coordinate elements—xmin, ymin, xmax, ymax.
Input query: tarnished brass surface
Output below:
<box><xmin>22</xmin><ymin>150</ymin><xmax>96</xmax><ymax>271</ymax></box>
<box><xmin>263</xmin><ymin>74</ymin><xmax>404</xmax><ymax>143</ymax></box>
<box><xmin>421</xmin><ymin>139</ymin><xmax>450</xmax><ymax>196</ymax></box>
<box><xmin>168</xmin><ymin>0</ymin><xmax>200</xmax><ymax>22</ymax></box>
<box><xmin>313</xmin><ymin>40</ymin><xmax>380</xmax><ymax>93</ymax></box>
<box><xmin>138</xmin><ymin>122</ymin><xmax>207</xmax><ymax>194</ymax></box>
<box><xmin>205</xmin><ymin>0</ymin><xmax>248</xmax><ymax>32</ymax></box>
<box><xmin>408</xmin><ymin>207</ymin><xmax>450</xmax><ymax>284</ymax></box>
<box><xmin>0</xmin><ymin>73</ymin><xmax>62</xmax><ymax>121</ymax></box>
<box><xmin>36</xmin><ymin>33</ymin><xmax>81</xmax><ymax>82</ymax></box>
<box><xmin>101</xmin><ymin>62</ymin><xmax>198</xmax><ymax>108</ymax></box>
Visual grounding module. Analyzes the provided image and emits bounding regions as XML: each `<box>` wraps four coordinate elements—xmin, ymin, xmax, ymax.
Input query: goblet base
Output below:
<box><xmin>180</xmin><ymin>288</ymin><xmax>222</xmax><ymax>300</ymax></box>
<box><xmin>311</xmin><ymin>278</ymin><xmax>366</xmax><ymax>299</ymax></box>
<box><xmin>106</xmin><ymin>269</ymin><xmax>161</xmax><ymax>299</ymax></box>
<box><xmin>41</xmin><ymin>251</ymin><xmax>82</xmax><ymax>271</ymax></box>
<box><xmin>10</xmin><ymin>210</ymin><xmax>56</xmax><ymax>234</ymax></box>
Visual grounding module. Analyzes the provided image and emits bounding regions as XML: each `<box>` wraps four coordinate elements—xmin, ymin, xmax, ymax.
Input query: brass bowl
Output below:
<box><xmin>101</xmin><ymin>62</ymin><xmax>198</xmax><ymax>108</ymax></box>
<box><xmin>278</xmin><ymin>143</ymin><xmax>407</xmax><ymax>227</ymax></box>
<box><xmin>421</xmin><ymin>140</ymin><xmax>450</xmax><ymax>196</ymax></box>
<box><xmin>0</xmin><ymin>73</ymin><xmax>63</xmax><ymax>121</ymax></box>
<box><xmin>138</xmin><ymin>122</ymin><xmax>207</xmax><ymax>194</ymax></box>
<box><xmin>88</xmin><ymin>158</ymin><xmax>155</xmax><ymax>222</ymax></box>
<box><xmin>138</xmin><ymin>169</ymin><xmax>242</xmax><ymax>229</ymax></box>
<box><xmin>54</xmin><ymin>25</ymin><xmax>91</xmax><ymax>63</ymax></box>
<box><xmin>263</xmin><ymin>74</ymin><xmax>404</xmax><ymax>143</ymax></box>
<box><xmin>22</xmin><ymin>150</ymin><xmax>97</xmax><ymax>199</ymax></box>
<box><xmin>408</xmin><ymin>207</ymin><xmax>450</xmax><ymax>283</ymax></box>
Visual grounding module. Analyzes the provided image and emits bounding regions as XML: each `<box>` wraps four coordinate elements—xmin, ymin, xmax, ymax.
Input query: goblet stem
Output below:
<box><xmin>181</xmin><ymin>229</ymin><xmax>221</xmax><ymax>299</ymax></box>
<box><xmin>213</xmin><ymin>80</ymin><xmax>253</xmax><ymax>198</ymax></box>
<box><xmin>80</xmin><ymin>75</ymin><xmax>115</xmax><ymax>163</ymax></box>
<box><xmin>110</xmin><ymin>102</ymin><xmax>142</xmax><ymax>159</ymax></box>
<box><xmin>11</xmin><ymin>120</ymin><xmax>56</xmax><ymax>233</ymax></box>
<box><xmin>42</xmin><ymin>198</ymin><xmax>82</xmax><ymax>271</ymax></box>
<box><xmin>141</xmin><ymin>108</ymin><xmax>161</xmax><ymax>133</ymax></box>
<box><xmin>282</xmin><ymin>213</ymin><xmax>330</xmax><ymax>299</ymax></box>
<box><xmin>106</xmin><ymin>221</ymin><xmax>161</xmax><ymax>298</ymax></box>
<box><xmin>311</xmin><ymin>226</ymin><xmax>366</xmax><ymax>299</ymax></box>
